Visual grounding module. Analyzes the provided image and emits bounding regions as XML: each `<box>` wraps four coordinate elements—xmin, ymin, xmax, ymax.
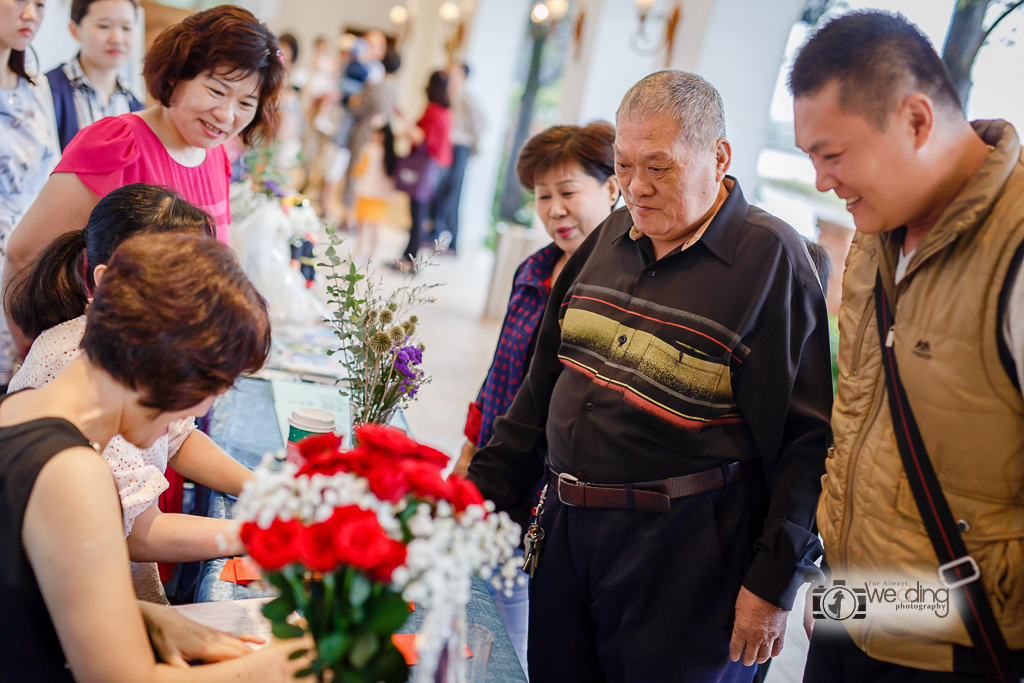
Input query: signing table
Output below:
<box><xmin>192</xmin><ymin>377</ymin><xmax>527</xmax><ymax>683</ymax></box>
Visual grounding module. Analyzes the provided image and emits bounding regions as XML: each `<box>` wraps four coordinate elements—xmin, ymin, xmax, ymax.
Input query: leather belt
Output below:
<box><xmin>551</xmin><ymin>460</ymin><xmax>760</xmax><ymax>512</ymax></box>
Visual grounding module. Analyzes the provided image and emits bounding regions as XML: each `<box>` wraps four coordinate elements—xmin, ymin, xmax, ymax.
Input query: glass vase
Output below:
<box><xmin>413</xmin><ymin>602</ymin><xmax>468</xmax><ymax>683</ymax></box>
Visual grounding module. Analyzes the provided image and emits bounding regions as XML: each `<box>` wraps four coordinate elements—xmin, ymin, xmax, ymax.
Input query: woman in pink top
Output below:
<box><xmin>3</xmin><ymin>5</ymin><xmax>285</xmax><ymax>358</ymax></box>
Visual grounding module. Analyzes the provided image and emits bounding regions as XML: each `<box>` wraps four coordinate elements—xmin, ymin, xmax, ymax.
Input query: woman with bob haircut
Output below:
<box><xmin>3</xmin><ymin>4</ymin><xmax>285</xmax><ymax>361</ymax></box>
<box><xmin>453</xmin><ymin>121</ymin><xmax>619</xmax><ymax>668</ymax></box>
<box><xmin>6</xmin><ymin>183</ymin><xmax>256</xmax><ymax>603</ymax></box>
<box><xmin>0</xmin><ymin>233</ymin><xmax>312</xmax><ymax>681</ymax></box>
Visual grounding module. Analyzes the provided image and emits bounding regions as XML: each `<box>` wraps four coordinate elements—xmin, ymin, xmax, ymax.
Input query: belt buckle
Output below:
<box><xmin>937</xmin><ymin>556</ymin><xmax>981</xmax><ymax>590</ymax></box>
<box><xmin>557</xmin><ymin>472</ymin><xmax>581</xmax><ymax>506</ymax></box>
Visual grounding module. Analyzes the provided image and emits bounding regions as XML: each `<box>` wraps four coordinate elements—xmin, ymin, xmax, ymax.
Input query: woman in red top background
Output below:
<box><xmin>398</xmin><ymin>70</ymin><xmax>452</xmax><ymax>266</ymax></box>
<box><xmin>4</xmin><ymin>5</ymin><xmax>285</xmax><ymax>357</ymax></box>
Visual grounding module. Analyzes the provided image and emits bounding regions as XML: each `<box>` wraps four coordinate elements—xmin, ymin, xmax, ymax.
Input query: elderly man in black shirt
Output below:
<box><xmin>467</xmin><ymin>70</ymin><xmax>833</xmax><ymax>683</ymax></box>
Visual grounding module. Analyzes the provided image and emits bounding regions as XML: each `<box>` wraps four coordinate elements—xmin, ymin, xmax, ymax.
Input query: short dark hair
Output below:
<box><xmin>789</xmin><ymin>10</ymin><xmax>962</xmax><ymax>128</ymax></box>
<box><xmin>5</xmin><ymin>184</ymin><xmax>214</xmax><ymax>340</ymax></box>
<box><xmin>804</xmin><ymin>239</ymin><xmax>832</xmax><ymax>297</ymax></box>
<box><xmin>143</xmin><ymin>6</ymin><xmax>286</xmax><ymax>146</ymax></box>
<box><xmin>516</xmin><ymin>121</ymin><xmax>616</xmax><ymax>192</ymax></box>
<box><xmin>82</xmin><ymin>234</ymin><xmax>270</xmax><ymax>412</ymax></box>
<box><xmin>425</xmin><ymin>70</ymin><xmax>450</xmax><ymax>108</ymax></box>
<box><xmin>382</xmin><ymin>49</ymin><xmax>401</xmax><ymax>75</ymax></box>
<box><xmin>71</xmin><ymin>0</ymin><xmax>138</xmax><ymax>24</ymax></box>
<box><xmin>278</xmin><ymin>32</ymin><xmax>299</xmax><ymax>62</ymax></box>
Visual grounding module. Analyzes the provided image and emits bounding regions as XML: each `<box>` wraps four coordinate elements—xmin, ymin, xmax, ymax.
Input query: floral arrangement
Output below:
<box><xmin>234</xmin><ymin>424</ymin><xmax>521</xmax><ymax>682</ymax></box>
<box><xmin>320</xmin><ymin>224</ymin><xmax>441</xmax><ymax>426</ymax></box>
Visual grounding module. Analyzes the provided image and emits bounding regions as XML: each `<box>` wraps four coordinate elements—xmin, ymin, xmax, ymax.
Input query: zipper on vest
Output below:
<box><xmin>885</xmin><ymin>325</ymin><xmax>895</xmax><ymax>347</ymax></box>
<box><xmin>839</xmin><ymin>376</ymin><xmax>886</xmax><ymax>565</ymax></box>
<box><xmin>849</xmin><ymin>299</ymin><xmax>875</xmax><ymax>376</ymax></box>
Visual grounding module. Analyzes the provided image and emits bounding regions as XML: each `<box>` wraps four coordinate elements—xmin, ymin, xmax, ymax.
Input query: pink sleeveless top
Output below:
<box><xmin>54</xmin><ymin>113</ymin><xmax>232</xmax><ymax>243</ymax></box>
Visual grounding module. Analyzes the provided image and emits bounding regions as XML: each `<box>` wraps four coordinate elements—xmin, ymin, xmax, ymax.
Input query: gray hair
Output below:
<box><xmin>616</xmin><ymin>70</ymin><xmax>726</xmax><ymax>149</ymax></box>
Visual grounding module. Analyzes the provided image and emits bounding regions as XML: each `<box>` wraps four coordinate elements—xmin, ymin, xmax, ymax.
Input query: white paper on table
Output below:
<box><xmin>172</xmin><ymin>598</ymin><xmax>274</xmax><ymax>649</ymax></box>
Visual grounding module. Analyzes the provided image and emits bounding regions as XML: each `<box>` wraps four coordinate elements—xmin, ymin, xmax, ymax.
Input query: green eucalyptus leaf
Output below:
<box><xmin>294</xmin><ymin>667</ymin><xmax>313</xmax><ymax>678</ymax></box>
<box><xmin>287</xmin><ymin>648</ymin><xmax>309</xmax><ymax>660</ymax></box>
<box><xmin>263</xmin><ymin>595</ymin><xmax>295</xmax><ymax>622</ymax></box>
<box><xmin>316</xmin><ymin>632</ymin><xmax>349</xmax><ymax>664</ymax></box>
<box><xmin>325</xmin><ymin>245</ymin><xmax>336</xmax><ymax>257</ymax></box>
<box><xmin>348</xmin><ymin>632</ymin><xmax>379</xmax><ymax>669</ymax></box>
<box><xmin>364</xmin><ymin>594</ymin><xmax>409</xmax><ymax>634</ymax></box>
<box><xmin>272</xmin><ymin>621</ymin><xmax>306</xmax><ymax>640</ymax></box>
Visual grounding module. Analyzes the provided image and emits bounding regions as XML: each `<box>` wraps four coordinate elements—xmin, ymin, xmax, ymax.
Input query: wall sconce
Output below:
<box><xmin>389</xmin><ymin>4</ymin><xmax>408</xmax><ymax>24</ymax></box>
<box><xmin>439</xmin><ymin>1</ymin><xmax>461</xmax><ymax>22</ymax></box>
<box><xmin>630</xmin><ymin>0</ymin><xmax>682</xmax><ymax>64</ymax></box>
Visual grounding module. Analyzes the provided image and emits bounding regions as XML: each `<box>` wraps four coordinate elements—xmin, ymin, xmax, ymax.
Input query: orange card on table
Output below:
<box><xmin>390</xmin><ymin>634</ymin><xmax>472</xmax><ymax>666</ymax></box>
<box><xmin>234</xmin><ymin>558</ymin><xmax>261</xmax><ymax>582</ymax></box>
<box><xmin>219</xmin><ymin>558</ymin><xmax>237</xmax><ymax>583</ymax></box>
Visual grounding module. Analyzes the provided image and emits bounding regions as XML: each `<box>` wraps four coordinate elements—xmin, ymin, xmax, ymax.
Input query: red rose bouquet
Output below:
<box><xmin>233</xmin><ymin>424</ymin><xmax>521</xmax><ymax>682</ymax></box>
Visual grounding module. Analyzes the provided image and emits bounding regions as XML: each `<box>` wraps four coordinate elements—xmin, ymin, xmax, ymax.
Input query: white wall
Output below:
<box><xmin>271</xmin><ymin>0</ymin><xmax>392</xmax><ymax>72</ymax></box>
<box><xmin>683</xmin><ymin>0</ymin><xmax>804</xmax><ymax>191</ymax></box>
<box><xmin>457</xmin><ymin>0</ymin><xmax>532</xmax><ymax>248</ymax></box>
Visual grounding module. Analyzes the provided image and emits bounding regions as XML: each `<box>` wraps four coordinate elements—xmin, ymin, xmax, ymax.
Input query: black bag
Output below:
<box><xmin>874</xmin><ymin>271</ymin><xmax>1022</xmax><ymax>683</ymax></box>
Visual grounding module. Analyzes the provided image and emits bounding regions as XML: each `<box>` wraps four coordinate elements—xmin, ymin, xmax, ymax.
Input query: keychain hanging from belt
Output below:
<box><xmin>522</xmin><ymin>483</ymin><xmax>549</xmax><ymax>577</ymax></box>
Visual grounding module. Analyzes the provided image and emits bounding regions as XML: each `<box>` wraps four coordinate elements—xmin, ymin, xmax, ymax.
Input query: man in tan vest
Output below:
<box><xmin>790</xmin><ymin>10</ymin><xmax>1024</xmax><ymax>682</ymax></box>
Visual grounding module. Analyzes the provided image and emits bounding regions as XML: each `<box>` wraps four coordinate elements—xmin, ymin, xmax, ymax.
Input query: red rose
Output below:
<box><xmin>399</xmin><ymin>459</ymin><xmax>454</xmax><ymax>501</ymax></box>
<box><xmin>365</xmin><ymin>460</ymin><xmax>411</xmax><ymax>503</ymax></box>
<box><xmin>369</xmin><ymin>538</ymin><xmax>407</xmax><ymax>582</ymax></box>
<box><xmin>297</xmin><ymin>432</ymin><xmax>344</xmax><ymax>459</ymax></box>
<box><xmin>297</xmin><ymin>449</ymin><xmax>364</xmax><ymax>477</ymax></box>
<box><xmin>243</xmin><ymin>518</ymin><xmax>303</xmax><ymax>572</ymax></box>
<box><xmin>353</xmin><ymin>424</ymin><xmax>419</xmax><ymax>459</ymax></box>
<box><xmin>450</xmin><ymin>477</ymin><xmax>485</xmax><ymax>513</ymax></box>
<box><xmin>333</xmin><ymin>511</ymin><xmax>397</xmax><ymax>574</ymax></box>
<box><xmin>297</xmin><ymin>520</ymin><xmax>340</xmax><ymax>572</ymax></box>
<box><xmin>414</xmin><ymin>444</ymin><xmax>450</xmax><ymax>468</ymax></box>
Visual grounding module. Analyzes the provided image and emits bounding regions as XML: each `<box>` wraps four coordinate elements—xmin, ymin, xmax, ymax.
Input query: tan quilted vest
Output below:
<box><xmin>820</xmin><ymin>120</ymin><xmax>1024</xmax><ymax>671</ymax></box>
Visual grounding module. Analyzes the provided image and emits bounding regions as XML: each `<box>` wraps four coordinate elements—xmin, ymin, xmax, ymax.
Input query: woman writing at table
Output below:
<box><xmin>0</xmin><ymin>233</ymin><xmax>311</xmax><ymax>681</ymax></box>
<box><xmin>4</xmin><ymin>4</ymin><xmax>285</xmax><ymax>359</ymax></box>
<box><xmin>6</xmin><ymin>184</ymin><xmax>252</xmax><ymax>602</ymax></box>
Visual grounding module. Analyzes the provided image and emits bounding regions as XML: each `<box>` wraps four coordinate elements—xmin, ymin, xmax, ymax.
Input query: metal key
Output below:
<box><xmin>521</xmin><ymin>484</ymin><xmax>550</xmax><ymax>577</ymax></box>
<box><xmin>522</xmin><ymin>524</ymin><xmax>545</xmax><ymax>577</ymax></box>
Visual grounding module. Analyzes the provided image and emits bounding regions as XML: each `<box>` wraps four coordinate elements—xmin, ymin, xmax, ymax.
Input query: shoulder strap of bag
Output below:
<box><xmin>874</xmin><ymin>270</ymin><xmax>1021</xmax><ymax>683</ymax></box>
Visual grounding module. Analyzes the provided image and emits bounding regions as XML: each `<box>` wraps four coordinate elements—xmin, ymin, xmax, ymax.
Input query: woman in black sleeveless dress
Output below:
<box><xmin>0</xmin><ymin>233</ymin><xmax>311</xmax><ymax>681</ymax></box>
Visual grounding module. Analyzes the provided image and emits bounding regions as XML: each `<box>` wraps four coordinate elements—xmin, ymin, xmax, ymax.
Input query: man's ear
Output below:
<box><xmin>69</xmin><ymin>21</ymin><xmax>80</xmax><ymax>42</ymax></box>
<box><xmin>92</xmin><ymin>264</ymin><xmax>107</xmax><ymax>289</ymax></box>
<box><xmin>902</xmin><ymin>92</ymin><xmax>936</xmax><ymax>151</ymax></box>
<box><xmin>604</xmin><ymin>174</ymin><xmax>621</xmax><ymax>207</ymax></box>
<box><xmin>714</xmin><ymin>138</ymin><xmax>732</xmax><ymax>181</ymax></box>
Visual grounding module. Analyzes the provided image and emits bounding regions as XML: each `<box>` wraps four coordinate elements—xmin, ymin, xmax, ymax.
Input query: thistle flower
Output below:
<box><xmin>409</xmin><ymin>315</ymin><xmax>419</xmax><ymax>324</ymax></box>
<box><xmin>405</xmin><ymin>323</ymin><xmax>416</xmax><ymax>336</ymax></box>
<box><xmin>388</xmin><ymin>325</ymin><xmax>406</xmax><ymax>345</ymax></box>
<box><xmin>369</xmin><ymin>332</ymin><xmax>393</xmax><ymax>354</ymax></box>
<box><xmin>364</xmin><ymin>309</ymin><xmax>378</xmax><ymax>326</ymax></box>
<box><xmin>379</xmin><ymin>309</ymin><xmax>394</xmax><ymax>326</ymax></box>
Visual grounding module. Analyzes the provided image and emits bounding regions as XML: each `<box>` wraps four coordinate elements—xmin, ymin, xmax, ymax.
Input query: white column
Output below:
<box><xmin>457</xmin><ymin>0</ymin><xmax>532</xmax><ymax>247</ymax></box>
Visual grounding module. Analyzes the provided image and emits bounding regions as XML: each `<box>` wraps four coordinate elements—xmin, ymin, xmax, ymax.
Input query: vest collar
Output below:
<box><xmin>879</xmin><ymin>119</ymin><xmax>1021</xmax><ymax>290</ymax></box>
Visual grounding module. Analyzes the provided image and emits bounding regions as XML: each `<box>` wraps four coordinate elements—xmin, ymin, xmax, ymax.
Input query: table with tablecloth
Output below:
<box><xmin>192</xmin><ymin>376</ymin><xmax>527</xmax><ymax>683</ymax></box>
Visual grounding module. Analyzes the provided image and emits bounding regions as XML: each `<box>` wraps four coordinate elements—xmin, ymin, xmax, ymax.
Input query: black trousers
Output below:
<box><xmin>402</xmin><ymin>198</ymin><xmax>431</xmax><ymax>261</ymax></box>
<box><xmin>527</xmin><ymin>473</ymin><xmax>767</xmax><ymax>683</ymax></box>
<box><xmin>803</xmin><ymin>623</ymin><xmax>1024</xmax><ymax>682</ymax></box>
<box><xmin>429</xmin><ymin>144</ymin><xmax>471</xmax><ymax>250</ymax></box>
